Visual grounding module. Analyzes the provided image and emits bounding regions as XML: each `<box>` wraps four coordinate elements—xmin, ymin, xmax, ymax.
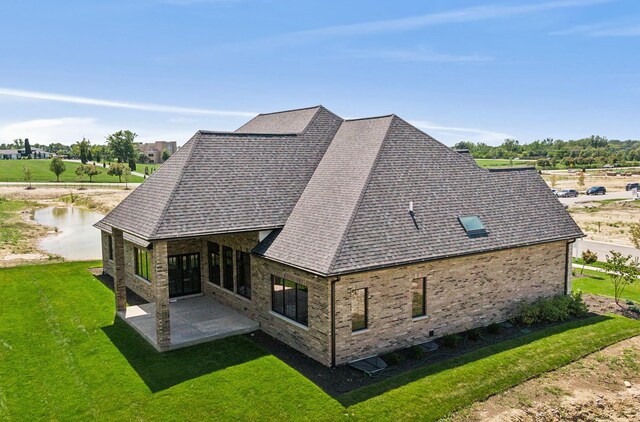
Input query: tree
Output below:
<box><xmin>78</xmin><ymin>138</ymin><xmax>91</xmax><ymax>164</ymax></box>
<box><xmin>128</xmin><ymin>159</ymin><xmax>137</xmax><ymax>172</ymax></box>
<box><xmin>122</xmin><ymin>166</ymin><xmax>132</xmax><ymax>189</ymax></box>
<box><xmin>75</xmin><ymin>164</ymin><xmax>88</xmax><ymax>187</ymax></box>
<box><xmin>604</xmin><ymin>251</ymin><xmax>640</xmax><ymax>306</ymax></box>
<box><xmin>107</xmin><ymin>163</ymin><xmax>126</xmax><ymax>182</ymax></box>
<box><xmin>49</xmin><ymin>157</ymin><xmax>66</xmax><ymax>182</ymax></box>
<box><xmin>577</xmin><ymin>172</ymin><xmax>585</xmax><ymax>189</ymax></box>
<box><xmin>550</xmin><ymin>174</ymin><xmax>558</xmax><ymax>189</ymax></box>
<box><xmin>23</xmin><ymin>166</ymin><xmax>33</xmax><ymax>189</ymax></box>
<box><xmin>161</xmin><ymin>148</ymin><xmax>171</xmax><ymax>161</ymax></box>
<box><xmin>106</xmin><ymin>130</ymin><xmax>138</xmax><ymax>164</ymax></box>
<box><xmin>86</xmin><ymin>164</ymin><xmax>101</xmax><ymax>182</ymax></box>
<box><xmin>581</xmin><ymin>249</ymin><xmax>597</xmax><ymax>274</ymax></box>
<box><xmin>24</xmin><ymin>138</ymin><xmax>32</xmax><ymax>158</ymax></box>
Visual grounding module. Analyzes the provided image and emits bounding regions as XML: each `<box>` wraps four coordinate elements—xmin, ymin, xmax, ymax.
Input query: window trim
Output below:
<box><xmin>222</xmin><ymin>246</ymin><xmax>234</xmax><ymax>291</ymax></box>
<box><xmin>458</xmin><ymin>215</ymin><xmax>488</xmax><ymax>237</ymax></box>
<box><xmin>236</xmin><ymin>250</ymin><xmax>252</xmax><ymax>299</ymax></box>
<box><xmin>351</xmin><ymin>287</ymin><xmax>368</xmax><ymax>332</ymax></box>
<box><xmin>412</xmin><ymin>277</ymin><xmax>427</xmax><ymax>318</ymax></box>
<box><xmin>107</xmin><ymin>235</ymin><xmax>114</xmax><ymax>261</ymax></box>
<box><xmin>134</xmin><ymin>246</ymin><xmax>151</xmax><ymax>281</ymax></box>
<box><xmin>207</xmin><ymin>241</ymin><xmax>221</xmax><ymax>286</ymax></box>
<box><xmin>271</xmin><ymin>275</ymin><xmax>308</xmax><ymax>327</ymax></box>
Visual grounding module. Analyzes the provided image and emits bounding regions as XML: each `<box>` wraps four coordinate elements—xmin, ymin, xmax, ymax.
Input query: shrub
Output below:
<box><xmin>487</xmin><ymin>322</ymin><xmax>503</xmax><ymax>335</ymax></box>
<box><xmin>441</xmin><ymin>334</ymin><xmax>462</xmax><ymax>349</ymax></box>
<box><xmin>517</xmin><ymin>293</ymin><xmax>588</xmax><ymax>325</ymax></box>
<box><xmin>626</xmin><ymin>299</ymin><xmax>635</xmax><ymax>306</ymax></box>
<box><xmin>408</xmin><ymin>345</ymin><xmax>424</xmax><ymax>360</ymax></box>
<box><xmin>465</xmin><ymin>328</ymin><xmax>481</xmax><ymax>341</ymax></box>
<box><xmin>383</xmin><ymin>352</ymin><xmax>403</xmax><ymax>365</ymax></box>
<box><xmin>630</xmin><ymin>306</ymin><xmax>640</xmax><ymax>315</ymax></box>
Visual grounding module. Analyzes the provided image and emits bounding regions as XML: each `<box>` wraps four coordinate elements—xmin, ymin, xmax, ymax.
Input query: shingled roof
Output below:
<box><xmin>97</xmin><ymin>105</ymin><xmax>583</xmax><ymax>275</ymax></box>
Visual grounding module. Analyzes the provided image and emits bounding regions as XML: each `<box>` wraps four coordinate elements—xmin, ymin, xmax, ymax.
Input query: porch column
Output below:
<box><xmin>153</xmin><ymin>241</ymin><xmax>171</xmax><ymax>349</ymax></box>
<box><xmin>112</xmin><ymin>228</ymin><xmax>127</xmax><ymax>312</ymax></box>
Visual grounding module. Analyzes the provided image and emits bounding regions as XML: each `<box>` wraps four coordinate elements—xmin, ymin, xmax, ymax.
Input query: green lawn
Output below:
<box><xmin>0</xmin><ymin>197</ymin><xmax>33</xmax><ymax>248</ymax></box>
<box><xmin>0</xmin><ymin>160</ymin><xmax>144</xmax><ymax>183</ymax></box>
<box><xmin>474</xmin><ymin>158</ymin><xmax>536</xmax><ymax>168</ymax></box>
<box><xmin>573</xmin><ymin>268</ymin><xmax>640</xmax><ymax>302</ymax></box>
<box><xmin>1</xmin><ymin>262</ymin><xmax>640</xmax><ymax>421</ymax></box>
<box><xmin>573</xmin><ymin>258</ymin><xmax>609</xmax><ymax>271</ymax></box>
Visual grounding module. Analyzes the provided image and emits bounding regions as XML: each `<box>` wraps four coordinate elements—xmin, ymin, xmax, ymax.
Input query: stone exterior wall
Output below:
<box><xmin>333</xmin><ymin>240</ymin><xmax>569</xmax><ymax>365</ymax></box>
<box><xmin>101</xmin><ymin>231</ymin><xmax>114</xmax><ymax>277</ymax></box>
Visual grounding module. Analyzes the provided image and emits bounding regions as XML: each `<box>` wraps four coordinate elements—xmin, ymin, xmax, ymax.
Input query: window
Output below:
<box><xmin>412</xmin><ymin>277</ymin><xmax>427</xmax><ymax>318</ymax></box>
<box><xmin>458</xmin><ymin>215</ymin><xmax>488</xmax><ymax>237</ymax></box>
<box><xmin>134</xmin><ymin>247</ymin><xmax>151</xmax><ymax>280</ymax></box>
<box><xmin>107</xmin><ymin>235</ymin><xmax>113</xmax><ymax>260</ymax></box>
<box><xmin>351</xmin><ymin>288</ymin><xmax>368</xmax><ymax>332</ymax></box>
<box><xmin>271</xmin><ymin>276</ymin><xmax>308</xmax><ymax>326</ymax></box>
<box><xmin>236</xmin><ymin>251</ymin><xmax>252</xmax><ymax>299</ymax></box>
<box><xmin>222</xmin><ymin>246</ymin><xmax>234</xmax><ymax>291</ymax></box>
<box><xmin>208</xmin><ymin>242</ymin><xmax>221</xmax><ymax>285</ymax></box>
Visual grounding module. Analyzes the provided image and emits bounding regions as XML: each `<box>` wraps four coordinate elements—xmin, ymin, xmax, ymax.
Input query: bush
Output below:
<box><xmin>383</xmin><ymin>352</ymin><xmax>403</xmax><ymax>365</ymax></box>
<box><xmin>465</xmin><ymin>328</ymin><xmax>481</xmax><ymax>341</ymax></box>
<box><xmin>487</xmin><ymin>322</ymin><xmax>503</xmax><ymax>335</ymax></box>
<box><xmin>517</xmin><ymin>293</ymin><xmax>588</xmax><ymax>325</ymax></box>
<box><xmin>408</xmin><ymin>345</ymin><xmax>424</xmax><ymax>360</ymax></box>
<box><xmin>441</xmin><ymin>334</ymin><xmax>462</xmax><ymax>349</ymax></box>
<box><xmin>626</xmin><ymin>299</ymin><xmax>635</xmax><ymax>306</ymax></box>
<box><xmin>630</xmin><ymin>306</ymin><xmax>640</xmax><ymax>314</ymax></box>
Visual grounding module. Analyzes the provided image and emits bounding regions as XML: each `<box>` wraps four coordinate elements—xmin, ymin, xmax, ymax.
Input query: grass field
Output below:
<box><xmin>474</xmin><ymin>158</ymin><xmax>536</xmax><ymax>168</ymax></box>
<box><xmin>0</xmin><ymin>197</ymin><xmax>34</xmax><ymax>250</ymax></box>
<box><xmin>1</xmin><ymin>261</ymin><xmax>640</xmax><ymax>421</ymax></box>
<box><xmin>573</xmin><ymin>268</ymin><xmax>640</xmax><ymax>303</ymax></box>
<box><xmin>0</xmin><ymin>160</ymin><xmax>144</xmax><ymax>183</ymax></box>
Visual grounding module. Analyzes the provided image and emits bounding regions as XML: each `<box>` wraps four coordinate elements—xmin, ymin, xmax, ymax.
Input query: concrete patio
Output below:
<box><xmin>118</xmin><ymin>295</ymin><xmax>259</xmax><ymax>351</ymax></box>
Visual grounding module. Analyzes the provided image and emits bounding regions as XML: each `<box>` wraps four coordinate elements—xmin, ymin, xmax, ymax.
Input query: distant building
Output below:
<box><xmin>138</xmin><ymin>141</ymin><xmax>177</xmax><ymax>164</ymax></box>
<box><xmin>0</xmin><ymin>148</ymin><xmax>51</xmax><ymax>160</ymax></box>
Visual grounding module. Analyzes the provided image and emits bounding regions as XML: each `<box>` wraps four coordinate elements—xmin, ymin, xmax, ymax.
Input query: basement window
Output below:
<box><xmin>458</xmin><ymin>216</ymin><xmax>488</xmax><ymax>237</ymax></box>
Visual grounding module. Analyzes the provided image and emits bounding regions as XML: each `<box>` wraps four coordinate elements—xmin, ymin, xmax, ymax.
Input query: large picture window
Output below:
<box><xmin>208</xmin><ymin>242</ymin><xmax>221</xmax><ymax>285</ymax></box>
<box><xmin>236</xmin><ymin>251</ymin><xmax>251</xmax><ymax>299</ymax></box>
<box><xmin>351</xmin><ymin>288</ymin><xmax>368</xmax><ymax>332</ymax></box>
<box><xmin>271</xmin><ymin>276</ymin><xmax>308</xmax><ymax>326</ymax></box>
<box><xmin>134</xmin><ymin>247</ymin><xmax>151</xmax><ymax>280</ymax></box>
<box><xmin>222</xmin><ymin>246</ymin><xmax>234</xmax><ymax>291</ymax></box>
<box><xmin>412</xmin><ymin>277</ymin><xmax>427</xmax><ymax>318</ymax></box>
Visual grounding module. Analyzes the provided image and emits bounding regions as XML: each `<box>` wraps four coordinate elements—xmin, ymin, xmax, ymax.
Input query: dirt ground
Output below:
<box><xmin>0</xmin><ymin>186</ymin><xmax>131</xmax><ymax>267</ymax></box>
<box><xmin>544</xmin><ymin>171</ymin><xmax>640</xmax><ymax>192</ymax></box>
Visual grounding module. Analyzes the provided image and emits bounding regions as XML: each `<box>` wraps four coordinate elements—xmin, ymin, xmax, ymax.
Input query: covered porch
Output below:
<box><xmin>118</xmin><ymin>295</ymin><xmax>259</xmax><ymax>351</ymax></box>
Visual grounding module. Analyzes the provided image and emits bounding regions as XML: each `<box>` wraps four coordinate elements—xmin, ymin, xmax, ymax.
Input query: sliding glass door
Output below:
<box><xmin>168</xmin><ymin>253</ymin><xmax>201</xmax><ymax>297</ymax></box>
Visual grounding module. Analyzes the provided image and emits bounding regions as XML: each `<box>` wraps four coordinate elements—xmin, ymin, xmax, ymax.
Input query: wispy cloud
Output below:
<box><xmin>283</xmin><ymin>0</ymin><xmax>609</xmax><ymax>40</ymax></box>
<box><xmin>551</xmin><ymin>21</ymin><xmax>640</xmax><ymax>37</ymax></box>
<box><xmin>0</xmin><ymin>87</ymin><xmax>256</xmax><ymax>117</ymax></box>
<box><xmin>410</xmin><ymin>120</ymin><xmax>514</xmax><ymax>143</ymax></box>
<box><xmin>348</xmin><ymin>47</ymin><xmax>492</xmax><ymax>63</ymax></box>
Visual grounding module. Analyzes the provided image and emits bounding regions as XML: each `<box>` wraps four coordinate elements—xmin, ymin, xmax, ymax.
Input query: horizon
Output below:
<box><xmin>1</xmin><ymin>0</ymin><xmax>639</xmax><ymax>147</ymax></box>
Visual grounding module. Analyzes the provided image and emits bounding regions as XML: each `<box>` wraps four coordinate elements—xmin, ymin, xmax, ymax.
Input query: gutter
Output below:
<box><xmin>330</xmin><ymin>277</ymin><xmax>340</xmax><ymax>368</ymax></box>
<box><xmin>565</xmin><ymin>239</ymin><xmax>576</xmax><ymax>295</ymax></box>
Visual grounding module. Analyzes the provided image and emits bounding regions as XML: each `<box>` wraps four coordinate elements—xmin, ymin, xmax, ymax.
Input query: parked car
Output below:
<box><xmin>603</xmin><ymin>164</ymin><xmax>615</xmax><ymax>169</ymax></box>
<box><xmin>586</xmin><ymin>186</ymin><xmax>606</xmax><ymax>195</ymax></box>
<box><xmin>625</xmin><ymin>182</ymin><xmax>639</xmax><ymax>191</ymax></box>
<box><xmin>556</xmin><ymin>189</ymin><xmax>579</xmax><ymax>198</ymax></box>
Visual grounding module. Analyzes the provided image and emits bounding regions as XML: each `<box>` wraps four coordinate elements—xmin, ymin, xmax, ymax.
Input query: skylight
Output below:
<box><xmin>458</xmin><ymin>216</ymin><xmax>488</xmax><ymax>237</ymax></box>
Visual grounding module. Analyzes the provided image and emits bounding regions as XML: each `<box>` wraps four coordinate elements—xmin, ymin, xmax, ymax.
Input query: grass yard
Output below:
<box><xmin>0</xmin><ymin>197</ymin><xmax>35</xmax><ymax>249</ymax></box>
<box><xmin>474</xmin><ymin>158</ymin><xmax>536</xmax><ymax>168</ymax></box>
<box><xmin>573</xmin><ymin>268</ymin><xmax>640</xmax><ymax>303</ymax></box>
<box><xmin>0</xmin><ymin>160</ymin><xmax>144</xmax><ymax>183</ymax></box>
<box><xmin>1</xmin><ymin>262</ymin><xmax>640</xmax><ymax>421</ymax></box>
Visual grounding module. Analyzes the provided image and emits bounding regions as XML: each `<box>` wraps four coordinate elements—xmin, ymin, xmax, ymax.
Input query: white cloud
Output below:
<box><xmin>0</xmin><ymin>117</ymin><xmax>109</xmax><ymax>143</ymax></box>
<box><xmin>409</xmin><ymin>120</ymin><xmax>514</xmax><ymax>144</ymax></box>
<box><xmin>348</xmin><ymin>47</ymin><xmax>492</xmax><ymax>63</ymax></box>
<box><xmin>0</xmin><ymin>87</ymin><xmax>256</xmax><ymax>118</ymax></box>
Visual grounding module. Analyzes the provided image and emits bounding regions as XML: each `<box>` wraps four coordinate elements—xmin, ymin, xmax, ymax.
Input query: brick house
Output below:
<box><xmin>95</xmin><ymin>106</ymin><xmax>583</xmax><ymax>366</ymax></box>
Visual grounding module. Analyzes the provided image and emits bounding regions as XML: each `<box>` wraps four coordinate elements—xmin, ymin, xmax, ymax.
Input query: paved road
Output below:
<box><xmin>573</xmin><ymin>239</ymin><xmax>640</xmax><ymax>261</ymax></box>
<box><xmin>556</xmin><ymin>190</ymin><xmax>637</xmax><ymax>206</ymax></box>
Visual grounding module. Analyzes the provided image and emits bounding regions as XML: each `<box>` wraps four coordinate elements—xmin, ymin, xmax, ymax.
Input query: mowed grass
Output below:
<box><xmin>474</xmin><ymin>158</ymin><xmax>536</xmax><ymax>168</ymax></box>
<box><xmin>573</xmin><ymin>268</ymin><xmax>640</xmax><ymax>302</ymax></box>
<box><xmin>0</xmin><ymin>160</ymin><xmax>144</xmax><ymax>183</ymax></box>
<box><xmin>2</xmin><ymin>262</ymin><xmax>640</xmax><ymax>421</ymax></box>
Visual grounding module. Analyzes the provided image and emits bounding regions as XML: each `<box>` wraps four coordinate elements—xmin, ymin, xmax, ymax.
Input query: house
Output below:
<box><xmin>138</xmin><ymin>141</ymin><xmax>177</xmax><ymax>164</ymax></box>
<box><xmin>95</xmin><ymin>106</ymin><xmax>583</xmax><ymax>367</ymax></box>
<box><xmin>0</xmin><ymin>148</ymin><xmax>51</xmax><ymax>159</ymax></box>
<box><xmin>0</xmin><ymin>149</ymin><xmax>20</xmax><ymax>160</ymax></box>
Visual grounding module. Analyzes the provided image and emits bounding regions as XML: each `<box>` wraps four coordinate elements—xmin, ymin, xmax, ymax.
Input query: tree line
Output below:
<box><xmin>455</xmin><ymin>135</ymin><xmax>640</xmax><ymax>168</ymax></box>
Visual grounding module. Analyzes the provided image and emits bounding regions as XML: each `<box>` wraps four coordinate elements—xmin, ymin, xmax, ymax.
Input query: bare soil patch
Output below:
<box><xmin>569</xmin><ymin>200</ymin><xmax>640</xmax><ymax>246</ymax></box>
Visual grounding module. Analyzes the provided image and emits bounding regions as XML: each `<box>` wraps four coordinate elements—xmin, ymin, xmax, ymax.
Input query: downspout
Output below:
<box><xmin>330</xmin><ymin>277</ymin><xmax>340</xmax><ymax>368</ymax></box>
<box><xmin>565</xmin><ymin>239</ymin><xmax>576</xmax><ymax>295</ymax></box>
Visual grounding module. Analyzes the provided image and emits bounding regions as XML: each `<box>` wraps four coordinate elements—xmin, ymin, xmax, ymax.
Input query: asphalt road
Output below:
<box><xmin>573</xmin><ymin>239</ymin><xmax>640</xmax><ymax>261</ymax></box>
<box><xmin>556</xmin><ymin>190</ymin><xmax>637</xmax><ymax>206</ymax></box>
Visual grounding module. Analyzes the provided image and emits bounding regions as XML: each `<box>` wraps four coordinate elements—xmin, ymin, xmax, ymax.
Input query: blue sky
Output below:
<box><xmin>0</xmin><ymin>0</ymin><xmax>638</xmax><ymax>146</ymax></box>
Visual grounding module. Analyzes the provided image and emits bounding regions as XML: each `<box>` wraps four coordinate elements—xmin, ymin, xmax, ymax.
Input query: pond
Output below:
<box><xmin>32</xmin><ymin>206</ymin><xmax>104</xmax><ymax>260</ymax></box>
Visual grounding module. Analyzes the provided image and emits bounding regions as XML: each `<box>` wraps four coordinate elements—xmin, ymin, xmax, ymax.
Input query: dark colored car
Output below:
<box><xmin>586</xmin><ymin>186</ymin><xmax>606</xmax><ymax>195</ymax></box>
<box><xmin>556</xmin><ymin>189</ymin><xmax>579</xmax><ymax>198</ymax></box>
<box><xmin>626</xmin><ymin>182</ymin><xmax>639</xmax><ymax>191</ymax></box>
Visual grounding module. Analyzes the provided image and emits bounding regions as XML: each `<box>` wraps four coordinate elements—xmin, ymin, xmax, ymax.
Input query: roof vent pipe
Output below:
<box><xmin>408</xmin><ymin>201</ymin><xmax>414</xmax><ymax>213</ymax></box>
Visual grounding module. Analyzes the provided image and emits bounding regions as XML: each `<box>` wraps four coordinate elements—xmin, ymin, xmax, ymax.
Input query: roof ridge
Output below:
<box><xmin>149</xmin><ymin>134</ymin><xmax>202</xmax><ymax>239</ymax></box>
<box><xmin>344</xmin><ymin>114</ymin><xmax>395</xmax><ymax>122</ymax></box>
<box><xmin>198</xmin><ymin>130</ymin><xmax>299</xmax><ymax>137</ymax></box>
<box><xmin>488</xmin><ymin>166</ymin><xmax>536</xmax><ymax>172</ymax></box>
<box><xmin>257</xmin><ymin>105</ymin><xmax>322</xmax><ymax>116</ymax></box>
<box><xmin>326</xmin><ymin>115</ymin><xmax>396</xmax><ymax>274</ymax></box>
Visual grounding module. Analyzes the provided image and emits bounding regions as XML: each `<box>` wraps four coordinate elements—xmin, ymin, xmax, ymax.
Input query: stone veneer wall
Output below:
<box><xmin>333</xmin><ymin>240</ymin><xmax>569</xmax><ymax>365</ymax></box>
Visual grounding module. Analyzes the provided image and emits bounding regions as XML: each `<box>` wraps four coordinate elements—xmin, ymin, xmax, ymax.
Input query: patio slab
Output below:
<box><xmin>118</xmin><ymin>295</ymin><xmax>259</xmax><ymax>351</ymax></box>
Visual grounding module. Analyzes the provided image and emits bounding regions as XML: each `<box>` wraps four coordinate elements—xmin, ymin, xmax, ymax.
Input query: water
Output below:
<box><xmin>32</xmin><ymin>206</ymin><xmax>104</xmax><ymax>260</ymax></box>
